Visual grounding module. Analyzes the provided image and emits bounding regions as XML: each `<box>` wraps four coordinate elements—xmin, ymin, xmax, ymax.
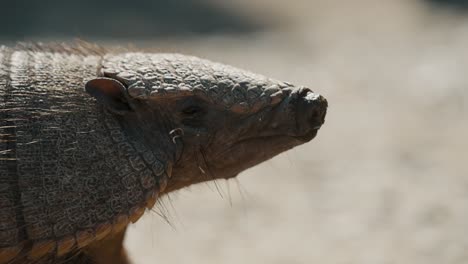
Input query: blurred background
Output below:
<box><xmin>2</xmin><ymin>0</ymin><xmax>468</xmax><ymax>263</ymax></box>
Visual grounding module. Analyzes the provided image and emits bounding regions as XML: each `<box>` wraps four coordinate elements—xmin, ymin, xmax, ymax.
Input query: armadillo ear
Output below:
<box><xmin>85</xmin><ymin>77</ymin><xmax>132</xmax><ymax>115</ymax></box>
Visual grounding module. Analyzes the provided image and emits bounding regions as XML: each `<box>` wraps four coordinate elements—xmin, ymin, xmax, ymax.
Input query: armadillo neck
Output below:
<box><xmin>0</xmin><ymin>46</ymin><xmax>168</xmax><ymax>262</ymax></box>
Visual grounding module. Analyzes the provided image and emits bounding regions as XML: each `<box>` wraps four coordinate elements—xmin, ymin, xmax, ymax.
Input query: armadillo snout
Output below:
<box><xmin>292</xmin><ymin>87</ymin><xmax>328</xmax><ymax>140</ymax></box>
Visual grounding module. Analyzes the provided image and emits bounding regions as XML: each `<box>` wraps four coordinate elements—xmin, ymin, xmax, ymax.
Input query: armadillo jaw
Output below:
<box><xmin>293</xmin><ymin>128</ymin><xmax>320</xmax><ymax>142</ymax></box>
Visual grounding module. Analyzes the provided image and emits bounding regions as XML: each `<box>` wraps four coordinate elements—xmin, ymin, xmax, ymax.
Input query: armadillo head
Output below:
<box><xmin>87</xmin><ymin>53</ymin><xmax>327</xmax><ymax>193</ymax></box>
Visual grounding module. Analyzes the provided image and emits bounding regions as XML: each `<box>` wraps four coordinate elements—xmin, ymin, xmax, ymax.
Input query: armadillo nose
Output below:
<box><xmin>295</xmin><ymin>87</ymin><xmax>328</xmax><ymax>137</ymax></box>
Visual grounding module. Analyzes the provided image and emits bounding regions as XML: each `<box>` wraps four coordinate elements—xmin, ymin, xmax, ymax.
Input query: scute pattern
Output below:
<box><xmin>0</xmin><ymin>47</ymin><xmax>25</xmax><ymax>252</ymax></box>
<box><xmin>102</xmin><ymin>53</ymin><xmax>295</xmax><ymax>112</ymax></box>
<box><xmin>0</xmin><ymin>47</ymin><xmax>170</xmax><ymax>262</ymax></box>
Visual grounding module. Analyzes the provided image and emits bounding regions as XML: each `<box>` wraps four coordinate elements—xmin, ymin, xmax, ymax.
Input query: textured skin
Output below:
<box><xmin>101</xmin><ymin>52</ymin><xmax>294</xmax><ymax>113</ymax></box>
<box><xmin>0</xmin><ymin>43</ymin><xmax>328</xmax><ymax>264</ymax></box>
<box><xmin>0</xmin><ymin>45</ymin><xmax>172</xmax><ymax>263</ymax></box>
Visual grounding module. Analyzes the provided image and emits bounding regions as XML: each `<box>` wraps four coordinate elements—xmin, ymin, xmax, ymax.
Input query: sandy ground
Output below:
<box><xmin>124</xmin><ymin>1</ymin><xmax>468</xmax><ymax>263</ymax></box>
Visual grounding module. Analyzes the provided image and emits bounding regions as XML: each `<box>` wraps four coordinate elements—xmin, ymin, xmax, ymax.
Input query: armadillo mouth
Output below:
<box><xmin>222</xmin><ymin>134</ymin><xmax>302</xmax><ymax>161</ymax></box>
<box><xmin>293</xmin><ymin>127</ymin><xmax>320</xmax><ymax>142</ymax></box>
<box><xmin>233</xmin><ymin>125</ymin><xmax>321</xmax><ymax>149</ymax></box>
<box><xmin>237</xmin><ymin>132</ymin><xmax>315</xmax><ymax>145</ymax></box>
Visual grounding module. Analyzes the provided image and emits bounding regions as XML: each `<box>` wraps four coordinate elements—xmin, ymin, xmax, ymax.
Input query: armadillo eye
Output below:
<box><xmin>182</xmin><ymin>105</ymin><xmax>204</xmax><ymax>116</ymax></box>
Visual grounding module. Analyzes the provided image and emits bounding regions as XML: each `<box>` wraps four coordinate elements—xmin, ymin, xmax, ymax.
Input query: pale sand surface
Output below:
<box><xmin>125</xmin><ymin>1</ymin><xmax>468</xmax><ymax>263</ymax></box>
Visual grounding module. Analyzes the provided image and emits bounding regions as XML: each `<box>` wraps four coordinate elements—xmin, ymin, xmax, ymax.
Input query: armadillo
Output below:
<box><xmin>0</xmin><ymin>43</ymin><xmax>327</xmax><ymax>264</ymax></box>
